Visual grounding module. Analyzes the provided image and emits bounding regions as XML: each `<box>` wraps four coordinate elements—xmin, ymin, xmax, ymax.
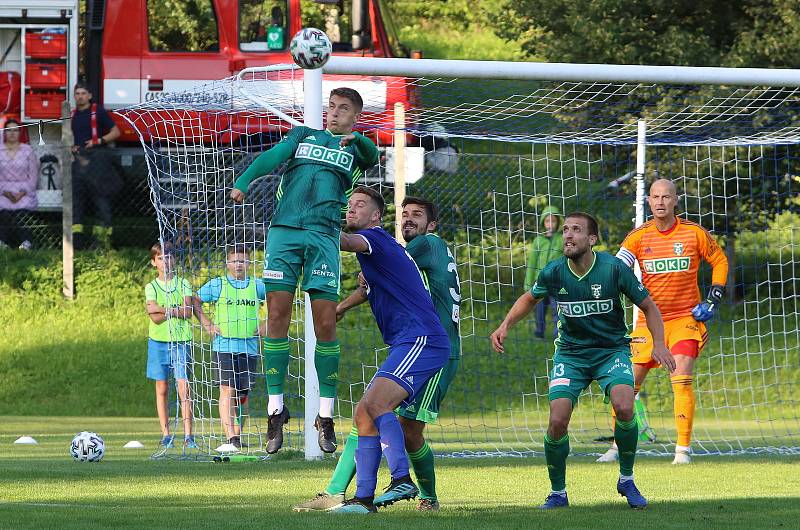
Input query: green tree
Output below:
<box><xmin>494</xmin><ymin>0</ymin><xmax>800</xmax><ymax>298</ymax></box>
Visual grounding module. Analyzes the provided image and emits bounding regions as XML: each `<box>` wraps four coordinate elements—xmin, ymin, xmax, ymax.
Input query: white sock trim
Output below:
<box><xmin>550</xmin><ymin>489</ymin><xmax>567</xmax><ymax>496</ymax></box>
<box><xmin>619</xmin><ymin>474</ymin><xmax>634</xmax><ymax>482</ymax></box>
<box><xmin>267</xmin><ymin>394</ymin><xmax>284</xmax><ymax>416</ymax></box>
<box><xmin>319</xmin><ymin>397</ymin><xmax>335</xmax><ymax>418</ymax></box>
<box><xmin>675</xmin><ymin>445</ymin><xmax>691</xmax><ymax>454</ymax></box>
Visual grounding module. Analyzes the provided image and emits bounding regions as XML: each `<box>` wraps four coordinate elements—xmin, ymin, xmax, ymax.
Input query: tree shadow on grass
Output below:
<box><xmin>1</xmin><ymin>496</ymin><xmax>799</xmax><ymax>530</ymax></box>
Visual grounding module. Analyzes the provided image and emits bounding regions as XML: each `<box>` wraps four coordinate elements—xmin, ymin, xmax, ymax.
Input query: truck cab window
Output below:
<box><xmin>147</xmin><ymin>0</ymin><xmax>220</xmax><ymax>52</ymax></box>
<box><xmin>302</xmin><ymin>0</ymin><xmax>370</xmax><ymax>52</ymax></box>
<box><xmin>239</xmin><ymin>0</ymin><xmax>289</xmax><ymax>52</ymax></box>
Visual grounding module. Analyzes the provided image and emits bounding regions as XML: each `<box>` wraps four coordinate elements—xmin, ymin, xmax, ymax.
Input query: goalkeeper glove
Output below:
<box><xmin>691</xmin><ymin>285</ymin><xmax>724</xmax><ymax>322</ymax></box>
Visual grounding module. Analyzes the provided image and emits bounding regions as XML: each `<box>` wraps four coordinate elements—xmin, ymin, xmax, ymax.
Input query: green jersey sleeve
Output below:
<box><xmin>405</xmin><ymin>235</ymin><xmax>434</xmax><ymax>270</ymax></box>
<box><xmin>233</xmin><ymin>126</ymin><xmax>307</xmax><ymax>193</ymax></box>
<box><xmin>352</xmin><ymin>132</ymin><xmax>379</xmax><ymax>170</ymax></box>
<box><xmin>530</xmin><ymin>267</ymin><xmax>550</xmax><ymax>299</ymax></box>
<box><xmin>617</xmin><ymin>261</ymin><xmax>649</xmax><ymax>304</ymax></box>
<box><xmin>180</xmin><ymin>278</ymin><xmax>193</xmax><ymax>299</ymax></box>
<box><xmin>144</xmin><ymin>281</ymin><xmax>157</xmax><ymax>302</ymax></box>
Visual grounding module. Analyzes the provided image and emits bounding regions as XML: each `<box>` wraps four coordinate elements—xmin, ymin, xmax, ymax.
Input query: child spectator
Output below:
<box><xmin>198</xmin><ymin>245</ymin><xmax>266</xmax><ymax>449</ymax></box>
<box><xmin>145</xmin><ymin>242</ymin><xmax>208</xmax><ymax>449</ymax></box>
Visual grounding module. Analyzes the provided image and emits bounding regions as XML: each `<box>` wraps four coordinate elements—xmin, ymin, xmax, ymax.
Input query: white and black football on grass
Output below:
<box><xmin>70</xmin><ymin>431</ymin><xmax>105</xmax><ymax>462</ymax></box>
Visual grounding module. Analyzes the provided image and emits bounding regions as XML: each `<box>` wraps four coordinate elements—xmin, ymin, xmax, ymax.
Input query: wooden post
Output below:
<box><xmin>393</xmin><ymin>102</ymin><xmax>406</xmax><ymax>243</ymax></box>
<box><xmin>61</xmin><ymin>100</ymin><xmax>74</xmax><ymax>299</ymax></box>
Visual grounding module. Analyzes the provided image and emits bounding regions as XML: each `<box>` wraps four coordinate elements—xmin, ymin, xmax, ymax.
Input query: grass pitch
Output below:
<box><xmin>1</xmin><ymin>417</ymin><xmax>799</xmax><ymax>529</ymax></box>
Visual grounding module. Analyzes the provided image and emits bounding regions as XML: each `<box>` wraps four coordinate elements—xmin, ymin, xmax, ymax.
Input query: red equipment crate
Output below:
<box><xmin>25</xmin><ymin>63</ymin><xmax>67</xmax><ymax>89</ymax></box>
<box><xmin>25</xmin><ymin>32</ymin><xmax>67</xmax><ymax>58</ymax></box>
<box><xmin>25</xmin><ymin>91</ymin><xmax>65</xmax><ymax>119</ymax></box>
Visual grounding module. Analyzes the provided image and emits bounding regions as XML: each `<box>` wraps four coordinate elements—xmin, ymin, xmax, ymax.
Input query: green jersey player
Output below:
<box><xmin>230</xmin><ymin>88</ymin><xmax>379</xmax><ymax>454</ymax></box>
<box><xmin>294</xmin><ymin>196</ymin><xmax>461</xmax><ymax>513</ymax></box>
<box><xmin>491</xmin><ymin>212</ymin><xmax>675</xmax><ymax>510</ymax></box>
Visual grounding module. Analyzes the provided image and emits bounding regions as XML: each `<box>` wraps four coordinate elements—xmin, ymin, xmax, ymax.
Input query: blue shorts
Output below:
<box><xmin>374</xmin><ymin>335</ymin><xmax>450</xmax><ymax>407</ymax></box>
<box><xmin>147</xmin><ymin>339</ymin><xmax>191</xmax><ymax>381</ymax></box>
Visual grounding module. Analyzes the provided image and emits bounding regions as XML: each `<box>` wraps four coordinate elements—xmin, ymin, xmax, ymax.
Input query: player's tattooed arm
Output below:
<box><xmin>636</xmin><ymin>296</ymin><xmax>676</xmax><ymax>372</ymax></box>
<box><xmin>490</xmin><ymin>291</ymin><xmax>541</xmax><ymax>353</ymax></box>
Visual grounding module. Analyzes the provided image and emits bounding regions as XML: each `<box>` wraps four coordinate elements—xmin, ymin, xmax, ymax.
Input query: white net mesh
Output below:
<box><xmin>123</xmin><ymin>63</ymin><xmax>800</xmax><ymax>458</ymax></box>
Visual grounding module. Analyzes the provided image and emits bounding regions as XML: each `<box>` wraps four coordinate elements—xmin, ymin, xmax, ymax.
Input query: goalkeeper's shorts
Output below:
<box><xmin>630</xmin><ymin>316</ymin><xmax>708</xmax><ymax>367</ymax></box>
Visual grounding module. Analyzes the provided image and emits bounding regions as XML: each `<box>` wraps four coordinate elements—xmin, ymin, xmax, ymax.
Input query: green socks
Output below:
<box><xmin>263</xmin><ymin>338</ymin><xmax>290</xmax><ymax>395</ymax></box>
<box><xmin>324</xmin><ymin>427</ymin><xmax>438</xmax><ymax>501</ymax></box>
<box><xmin>544</xmin><ymin>433</ymin><xmax>570</xmax><ymax>491</ymax></box>
<box><xmin>325</xmin><ymin>426</ymin><xmax>358</xmax><ymax>495</ymax></box>
<box><xmin>409</xmin><ymin>442</ymin><xmax>437</xmax><ymax>501</ymax></box>
<box><xmin>615</xmin><ymin>417</ymin><xmax>638</xmax><ymax>476</ymax></box>
<box><xmin>314</xmin><ymin>340</ymin><xmax>340</xmax><ymax>399</ymax></box>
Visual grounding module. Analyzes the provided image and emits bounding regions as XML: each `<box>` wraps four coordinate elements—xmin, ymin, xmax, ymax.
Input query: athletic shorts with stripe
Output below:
<box><xmin>397</xmin><ymin>357</ymin><xmax>459</xmax><ymax>424</ymax></box>
<box><xmin>548</xmin><ymin>347</ymin><xmax>634</xmax><ymax>406</ymax></box>
<box><xmin>262</xmin><ymin>226</ymin><xmax>340</xmax><ymax>302</ymax></box>
<box><xmin>374</xmin><ymin>335</ymin><xmax>450</xmax><ymax>407</ymax></box>
<box><xmin>630</xmin><ymin>315</ymin><xmax>707</xmax><ymax>368</ymax></box>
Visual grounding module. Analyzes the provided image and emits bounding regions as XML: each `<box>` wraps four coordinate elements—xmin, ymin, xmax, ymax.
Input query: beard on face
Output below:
<box><xmin>402</xmin><ymin>221</ymin><xmax>425</xmax><ymax>242</ymax></box>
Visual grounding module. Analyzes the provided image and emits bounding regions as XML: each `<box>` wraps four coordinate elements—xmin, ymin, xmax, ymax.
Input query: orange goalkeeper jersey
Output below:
<box><xmin>617</xmin><ymin>217</ymin><xmax>728</xmax><ymax>324</ymax></box>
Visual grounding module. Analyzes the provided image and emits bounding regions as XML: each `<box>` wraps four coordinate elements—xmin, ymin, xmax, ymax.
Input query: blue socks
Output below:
<box><xmin>375</xmin><ymin>412</ymin><xmax>410</xmax><ymax>479</ymax></box>
<box><xmin>354</xmin><ymin>435</ymin><xmax>381</xmax><ymax>499</ymax></box>
<box><xmin>354</xmin><ymin>412</ymin><xmax>411</xmax><ymax>500</ymax></box>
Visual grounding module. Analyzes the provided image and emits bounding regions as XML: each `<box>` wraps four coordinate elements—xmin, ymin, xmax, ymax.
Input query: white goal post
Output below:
<box><xmin>127</xmin><ymin>55</ymin><xmax>800</xmax><ymax>461</ymax></box>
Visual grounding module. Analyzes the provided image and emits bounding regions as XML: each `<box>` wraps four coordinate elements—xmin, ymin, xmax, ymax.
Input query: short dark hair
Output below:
<box><xmin>74</xmin><ymin>82</ymin><xmax>91</xmax><ymax>93</ymax></box>
<box><xmin>3</xmin><ymin>118</ymin><xmax>20</xmax><ymax>128</ymax></box>
<box><xmin>330</xmin><ymin>87</ymin><xmax>363</xmax><ymax>113</ymax></box>
<box><xmin>564</xmin><ymin>211</ymin><xmax>599</xmax><ymax>237</ymax></box>
<box><xmin>402</xmin><ymin>196</ymin><xmax>438</xmax><ymax>224</ymax></box>
<box><xmin>226</xmin><ymin>244</ymin><xmax>249</xmax><ymax>257</ymax></box>
<box><xmin>352</xmin><ymin>186</ymin><xmax>384</xmax><ymax>217</ymax></box>
<box><xmin>150</xmin><ymin>241</ymin><xmax>173</xmax><ymax>259</ymax></box>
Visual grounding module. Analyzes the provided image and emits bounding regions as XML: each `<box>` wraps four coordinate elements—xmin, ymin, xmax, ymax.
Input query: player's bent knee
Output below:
<box><xmin>547</xmin><ymin>416</ymin><xmax>570</xmax><ymax>438</ymax></box>
<box><xmin>547</xmin><ymin>422</ymin><xmax>569</xmax><ymax>440</ymax></box>
<box><xmin>609</xmin><ymin>384</ymin><xmax>635</xmax><ymax>421</ymax></box>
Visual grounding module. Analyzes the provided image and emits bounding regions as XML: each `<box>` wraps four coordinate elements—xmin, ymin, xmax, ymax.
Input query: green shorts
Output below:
<box><xmin>548</xmin><ymin>347</ymin><xmax>633</xmax><ymax>405</ymax></box>
<box><xmin>263</xmin><ymin>226</ymin><xmax>340</xmax><ymax>301</ymax></box>
<box><xmin>397</xmin><ymin>357</ymin><xmax>459</xmax><ymax>424</ymax></box>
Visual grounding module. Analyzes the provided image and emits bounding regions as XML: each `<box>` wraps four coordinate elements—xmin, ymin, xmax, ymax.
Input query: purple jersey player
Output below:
<box><xmin>332</xmin><ymin>186</ymin><xmax>449</xmax><ymax>514</ymax></box>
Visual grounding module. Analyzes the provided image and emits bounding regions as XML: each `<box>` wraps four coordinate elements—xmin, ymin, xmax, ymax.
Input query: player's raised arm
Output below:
<box><xmin>636</xmin><ymin>296</ymin><xmax>675</xmax><ymax>372</ymax></box>
<box><xmin>340</xmin><ymin>131</ymin><xmax>380</xmax><ymax>167</ymax></box>
<box><xmin>340</xmin><ymin>232</ymin><xmax>371</xmax><ymax>253</ymax></box>
<box><xmin>490</xmin><ymin>291</ymin><xmax>540</xmax><ymax>353</ymax></box>
<box><xmin>230</xmin><ymin>132</ymin><xmax>299</xmax><ymax>203</ymax></box>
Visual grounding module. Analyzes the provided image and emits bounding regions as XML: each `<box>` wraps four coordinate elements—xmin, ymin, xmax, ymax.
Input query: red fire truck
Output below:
<box><xmin>2</xmin><ymin>0</ymin><xmax>411</xmax><ymax>139</ymax></box>
<box><xmin>0</xmin><ymin>1</ymin><xmax>414</xmax><ymax>214</ymax></box>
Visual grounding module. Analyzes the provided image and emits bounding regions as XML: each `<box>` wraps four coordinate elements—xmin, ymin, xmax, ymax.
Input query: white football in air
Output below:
<box><xmin>290</xmin><ymin>28</ymin><xmax>332</xmax><ymax>69</ymax></box>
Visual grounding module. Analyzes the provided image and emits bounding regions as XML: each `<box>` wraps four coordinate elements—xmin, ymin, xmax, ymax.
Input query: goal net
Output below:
<box><xmin>123</xmin><ymin>60</ymin><xmax>800</xmax><ymax>459</ymax></box>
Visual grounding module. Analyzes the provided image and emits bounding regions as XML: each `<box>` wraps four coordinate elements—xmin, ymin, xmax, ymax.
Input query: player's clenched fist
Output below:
<box><xmin>230</xmin><ymin>188</ymin><xmax>245</xmax><ymax>203</ymax></box>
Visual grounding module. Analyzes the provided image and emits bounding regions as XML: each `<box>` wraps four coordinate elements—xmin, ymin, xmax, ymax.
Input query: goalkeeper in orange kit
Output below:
<box><xmin>598</xmin><ymin>179</ymin><xmax>728</xmax><ymax>464</ymax></box>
